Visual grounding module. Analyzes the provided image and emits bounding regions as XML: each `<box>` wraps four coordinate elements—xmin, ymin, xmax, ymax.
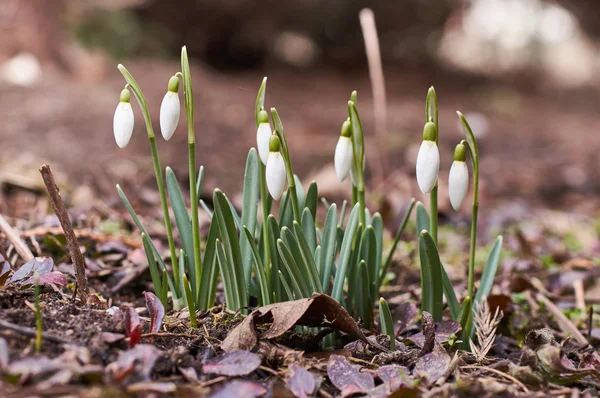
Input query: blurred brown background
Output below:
<box><xmin>1</xmin><ymin>0</ymin><xmax>600</xmax><ymax>220</ymax></box>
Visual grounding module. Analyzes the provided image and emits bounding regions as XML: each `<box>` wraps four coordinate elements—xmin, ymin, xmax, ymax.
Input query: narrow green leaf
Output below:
<box><xmin>346</xmin><ymin>225</ymin><xmax>363</xmax><ymax>310</ymax></box>
<box><xmin>293</xmin><ymin>221</ymin><xmax>322</xmax><ymax>294</ymax></box>
<box><xmin>339</xmin><ymin>200</ymin><xmax>347</xmax><ymax>227</ymax></box>
<box><xmin>213</xmin><ymin>189</ymin><xmax>247</xmax><ymax>309</ymax></box>
<box><xmin>281</xmin><ymin>227</ymin><xmax>314</xmax><ymax>293</ymax></box>
<box><xmin>419</xmin><ymin>230</ymin><xmax>444</xmax><ymax>322</ymax></box>
<box><xmin>141</xmin><ymin>233</ymin><xmax>161</xmax><ymax>297</ymax></box>
<box><xmin>196</xmin><ymin>166</ymin><xmax>204</xmax><ymax>200</ymax></box>
<box><xmin>243</xmin><ymin>226</ymin><xmax>271</xmax><ymax>305</ymax></box>
<box><xmin>371</xmin><ymin>213</ymin><xmax>383</xmax><ymax>279</ymax></box>
<box><xmin>279</xmin><ymin>190</ymin><xmax>293</xmax><ymax>229</ymax></box>
<box><xmin>416</xmin><ymin>202</ymin><xmax>430</xmax><ymax>232</ymax></box>
<box><xmin>294</xmin><ymin>175</ymin><xmax>305</xmax><ymax>212</ymax></box>
<box><xmin>356</xmin><ymin>261</ymin><xmax>372</xmax><ymax>328</ymax></box>
<box><xmin>331</xmin><ymin>204</ymin><xmax>360</xmax><ymax>302</ymax></box>
<box><xmin>199</xmin><ymin>199</ymin><xmax>213</xmax><ymax>218</ymax></box>
<box><xmin>278</xmin><ymin>270</ymin><xmax>294</xmax><ymax>301</ymax></box>
<box><xmin>360</xmin><ymin>226</ymin><xmax>377</xmax><ymax>302</ymax></box>
<box><xmin>176</xmin><ymin>249</ymin><xmax>186</xmax><ymax>309</ymax></box>
<box><xmin>198</xmin><ymin>219</ymin><xmax>219</xmax><ymax>309</ymax></box>
<box><xmin>475</xmin><ymin>236</ymin><xmax>503</xmax><ymax>305</ymax></box>
<box><xmin>240</xmin><ymin>148</ymin><xmax>260</xmax><ymax>287</ymax></box>
<box><xmin>304</xmin><ymin>181</ymin><xmax>318</xmax><ymax>221</ymax></box>
<box><xmin>321</xmin><ymin>197</ymin><xmax>330</xmax><ymax>210</ymax></box>
<box><xmin>379</xmin><ymin>298</ymin><xmax>395</xmax><ymax>350</ymax></box>
<box><xmin>255</xmin><ymin>77</ymin><xmax>267</xmax><ymax>127</ymax></box>
<box><xmin>348</xmin><ymin>101</ymin><xmax>365</xmax><ymax>191</ymax></box>
<box><xmin>183</xmin><ymin>275</ymin><xmax>197</xmax><ymax>328</ymax></box>
<box><xmin>160</xmin><ymin>269</ymin><xmax>168</xmax><ymax>309</ymax></box>
<box><xmin>267</xmin><ymin>215</ymin><xmax>281</xmax><ymax>301</ymax></box>
<box><xmin>165</xmin><ymin>167</ymin><xmax>196</xmax><ymax>297</ymax></box>
<box><xmin>215</xmin><ymin>239</ymin><xmax>239</xmax><ymax>311</ymax></box>
<box><xmin>456</xmin><ymin>296</ymin><xmax>472</xmax><ymax>331</ymax></box>
<box><xmin>277</xmin><ymin>239</ymin><xmax>310</xmax><ymax>298</ymax></box>
<box><xmin>313</xmin><ymin>245</ymin><xmax>322</xmax><ymax>272</ymax></box>
<box><xmin>380</xmin><ymin>199</ymin><xmax>415</xmax><ymax>288</ymax></box>
<box><xmin>301</xmin><ymin>208</ymin><xmax>317</xmax><ymax>254</ymax></box>
<box><xmin>320</xmin><ymin>204</ymin><xmax>338</xmax><ymax>292</ymax></box>
<box><xmin>442</xmin><ymin>266</ymin><xmax>460</xmax><ymax>320</ymax></box>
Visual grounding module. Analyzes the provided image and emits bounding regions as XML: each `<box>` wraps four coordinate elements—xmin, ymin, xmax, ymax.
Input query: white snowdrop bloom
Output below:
<box><xmin>415</xmin><ymin>122</ymin><xmax>439</xmax><ymax>194</ymax></box>
<box><xmin>266</xmin><ymin>135</ymin><xmax>286</xmax><ymax>200</ymax></box>
<box><xmin>448</xmin><ymin>142</ymin><xmax>469</xmax><ymax>210</ymax></box>
<box><xmin>256</xmin><ymin>110</ymin><xmax>271</xmax><ymax>165</ymax></box>
<box><xmin>160</xmin><ymin>76</ymin><xmax>180</xmax><ymax>141</ymax></box>
<box><xmin>334</xmin><ymin>120</ymin><xmax>353</xmax><ymax>182</ymax></box>
<box><xmin>113</xmin><ymin>89</ymin><xmax>134</xmax><ymax>148</ymax></box>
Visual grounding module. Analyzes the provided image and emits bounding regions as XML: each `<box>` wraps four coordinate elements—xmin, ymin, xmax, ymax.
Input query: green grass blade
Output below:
<box><xmin>356</xmin><ymin>260</ymin><xmax>372</xmax><ymax>328</ymax></box>
<box><xmin>379</xmin><ymin>298</ymin><xmax>395</xmax><ymax>350</ymax></box>
<box><xmin>360</xmin><ymin>226</ymin><xmax>377</xmax><ymax>302</ymax></box>
<box><xmin>165</xmin><ymin>167</ymin><xmax>196</xmax><ymax>297</ymax></box>
<box><xmin>281</xmin><ymin>227</ymin><xmax>314</xmax><ymax>293</ymax></box>
<box><xmin>442</xmin><ymin>266</ymin><xmax>460</xmax><ymax>320</ymax></box>
<box><xmin>419</xmin><ymin>230</ymin><xmax>444</xmax><ymax>322</ymax></box>
<box><xmin>267</xmin><ymin>215</ymin><xmax>282</xmax><ymax>301</ymax></box>
<box><xmin>331</xmin><ymin>203</ymin><xmax>360</xmax><ymax>302</ymax></box>
<box><xmin>240</xmin><ymin>148</ymin><xmax>260</xmax><ymax>287</ymax></box>
<box><xmin>346</xmin><ymin>225</ymin><xmax>363</xmax><ymax>311</ymax></box>
<box><xmin>380</xmin><ymin>199</ymin><xmax>415</xmax><ymax>288</ymax></box>
<box><xmin>313</xmin><ymin>245</ymin><xmax>322</xmax><ymax>272</ymax></box>
<box><xmin>183</xmin><ymin>274</ymin><xmax>197</xmax><ymax>328</ymax></box>
<box><xmin>294</xmin><ymin>175</ymin><xmax>305</xmax><ymax>211</ymax></box>
<box><xmin>196</xmin><ymin>166</ymin><xmax>204</xmax><ymax>200</ymax></box>
<box><xmin>301</xmin><ymin>207</ymin><xmax>317</xmax><ymax>254</ymax></box>
<box><xmin>292</xmin><ymin>221</ymin><xmax>322</xmax><ymax>293</ymax></box>
<box><xmin>278</xmin><ymin>270</ymin><xmax>294</xmax><ymax>301</ymax></box>
<box><xmin>371</xmin><ymin>212</ymin><xmax>383</xmax><ymax>279</ymax></box>
<box><xmin>198</xmin><ymin>219</ymin><xmax>219</xmax><ymax>309</ymax></box>
<box><xmin>141</xmin><ymin>233</ymin><xmax>162</xmax><ymax>297</ymax></box>
<box><xmin>304</xmin><ymin>181</ymin><xmax>318</xmax><ymax>221</ymax></box>
<box><xmin>475</xmin><ymin>236</ymin><xmax>503</xmax><ymax>305</ymax></box>
<box><xmin>175</xmin><ymin>249</ymin><xmax>185</xmax><ymax>310</ymax></box>
<box><xmin>199</xmin><ymin>200</ymin><xmax>213</xmax><ymax>218</ymax></box>
<box><xmin>320</xmin><ymin>204</ymin><xmax>338</xmax><ymax>292</ymax></box>
<box><xmin>243</xmin><ymin>226</ymin><xmax>271</xmax><ymax>305</ymax></box>
<box><xmin>215</xmin><ymin>239</ymin><xmax>239</xmax><ymax>310</ymax></box>
<box><xmin>277</xmin><ymin>239</ymin><xmax>310</xmax><ymax>298</ymax></box>
<box><xmin>160</xmin><ymin>269</ymin><xmax>169</xmax><ymax>309</ymax></box>
<box><xmin>213</xmin><ymin>189</ymin><xmax>248</xmax><ymax>309</ymax></box>
<box><xmin>255</xmin><ymin>77</ymin><xmax>267</xmax><ymax>126</ymax></box>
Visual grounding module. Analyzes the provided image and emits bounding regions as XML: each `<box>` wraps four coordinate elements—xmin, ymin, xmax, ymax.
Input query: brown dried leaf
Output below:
<box><xmin>327</xmin><ymin>355</ymin><xmax>374</xmax><ymax>396</ymax></box>
<box><xmin>123</xmin><ymin>307</ymin><xmax>142</xmax><ymax>348</ymax></box>
<box><xmin>106</xmin><ymin>344</ymin><xmax>161</xmax><ymax>383</ymax></box>
<box><xmin>418</xmin><ymin>312</ymin><xmax>435</xmax><ymax>356</ymax></box>
<box><xmin>210</xmin><ymin>380</ymin><xmax>267</xmax><ymax>398</ymax></box>
<box><xmin>221</xmin><ymin>294</ymin><xmax>387</xmax><ymax>352</ymax></box>
<box><xmin>285</xmin><ymin>363</ymin><xmax>320</xmax><ymax>398</ymax></box>
<box><xmin>143</xmin><ymin>291</ymin><xmax>164</xmax><ymax>334</ymax></box>
<box><xmin>413</xmin><ymin>345</ymin><xmax>451</xmax><ymax>385</ymax></box>
<box><xmin>202</xmin><ymin>350</ymin><xmax>262</xmax><ymax>377</ymax></box>
<box><xmin>127</xmin><ymin>381</ymin><xmax>177</xmax><ymax>393</ymax></box>
<box><xmin>0</xmin><ymin>337</ymin><xmax>8</xmax><ymax>369</ymax></box>
<box><xmin>394</xmin><ymin>302</ymin><xmax>417</xmax><ymax>337</ymax></box>
<box><xmin>377</xmin><ymin>364</ymin><xmax>411</xmax><ymax>391</ymax></box>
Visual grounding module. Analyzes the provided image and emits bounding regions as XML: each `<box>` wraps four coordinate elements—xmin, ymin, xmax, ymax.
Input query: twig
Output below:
<box><xmin>460</xmin><ymin>365</ymin><xmax>529</xmax><ymax>393</ymax></box>
<box><xmin>359</xmin><ymin>8</ymin><xmax>387</xmax><ymax>184</ymax></box>
<box><xmin>537</xmin><ymin>293</ymin><xmax>588</xmax><ymax>345</ymax></box>
<box><xmin>587</xmin><ymin>305</ymin><xmax>593</xmax><ymax>341</ymax></box>
<box><xmin>0</xmin><ymin>213</ymin><xmax>34</xmax><ymax>262</ymax></box>
<box><xmin>39</xmin><ymin>164</ymin><xmax>89</xmax><ymax>304</ymax></box>
<box><xmin>141</xmin><ymin>332</ymin><xmax>196</xmax><ymax>338</ymax></box>
<box><xmin>573</xmin><ymin>279</ymin><xmax>585</xmax><ymax>310</ymax></box>
<box><xmin>0</xmin><ymin>318</ymin><xmax>70</xmax><ymax>345</ymax></box>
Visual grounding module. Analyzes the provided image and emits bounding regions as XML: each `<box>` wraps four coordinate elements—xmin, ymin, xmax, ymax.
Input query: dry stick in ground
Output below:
<box><xmin>359</xmin><ymin>8</ymin><xmax>387</xmax><ymax>185</ymax></box>
<box><xmin>0</xmin><ymin>319</ymin><xmax>71</xmax><ymax>345</ymax></box>
<box><xmin>39</xmin><ymin>164</ymin><xmax>89</xmax><ymax>304</ymax></box>
<box><xmin>0</xmin><ymin>213</ymin><xmax>35</xmax><ymax>262</ymax></box>
<box><xmin>536</xmin><ymin>293</ymin><xmax>588</xmax><ymax>346</ymax></box>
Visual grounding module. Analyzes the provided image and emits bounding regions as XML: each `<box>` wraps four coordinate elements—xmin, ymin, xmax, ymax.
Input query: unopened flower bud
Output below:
<box><xmin>448</xmin><ymin>142</ymin><xmax>469</xmax><ymax>210</ymax></box>
<box><xmin>266</xmin><ymin>135</ymin><xmax>286</xmax><ymax>200</ymax></box>
<box><xmin>256</xmin><ymin>109</ymin><xmax>271</xmax><ymax>165</ymax></box>
<box><xmin>113</xmin><ymin>89</ymin><xmax>134</xmax><ymax>148</ymax></box>
<box><xmin>159</xmin><ymin>76</ymin><xmax>180</xmax><ymax>141</ymax></box>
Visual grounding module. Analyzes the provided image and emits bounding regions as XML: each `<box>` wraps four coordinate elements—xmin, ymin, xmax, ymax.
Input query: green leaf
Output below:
<box><xmin>213</xmin><ymin>189</ymin><xmax>247</xmax><ymax>310</ymax></box>
<box><xmin>331</xmin><ymin>203</ymin><xmax>360</xmax><ymax>302</ymax></box>
<box><xmin>198</xmin><ymin>218</ymin><xmax>219</xmax><ymax>309</ymax></box>
<box><xmin>301</xmin><ymin>208</ymin><xmax>317</xmax><ymax>254</ymax></box>
<box><xmin>294</xmin><ymin>175</ymin><xmax>305</xmax><ymax>212</ymax></box>
<box><xmin>380</xmin><ymin>199</ymin><xmax>415</xmax><ymax>288</ymax></box>
<box><xmin>419</xmin><ymin>230</ymin><xmax>443</xmax><ymax>322</ymax></box>
<box><xmin>371</xmin><ymin>212</ymin><xmax>383</xmax><ymax>282</ymax></box>
<box><xmin>196</xmin><ymin>166</ymin><xmax>204</xmax><ymax>200</ymax></box>
<box><xmin>255</xmin><ymin>77</ymin><xmax>267</xmax><ymax>127</ymax></box>
<box><xmin>277</xmin><ymin>239</ymin><xmax>310</xmax><ymax>298</ymax></box>
<box><xmin>293</xmin><ymin>221</ymin><xmax>322</xmax><ymax>294</ymax></box>
<box><xmin>199</xmin><ymin>200</ymin><xmax>213</xmax><ymax>218</ymax></box>
<box><xmin>360</xmin><ymin>226</ymin><xmax>377</xmax><ymax>302</ymax></box>
<box><xmin>278</xmin><ymin>270</ymin><xmax>294</xmax><ymax>301</ymax></box>
<box><xmin>243</xmin><ymin>226</ymin><xmax>270</xmax><ymax>305</ymax></box>
<box><xmin>416</xmin><ymin>202</ymin><xmax>430</xmax><ymax>232</ymax></box>
<box><xmin>215</xmin><ymin>239</ymin><xmax>239</xmax><ymax>311</ymax></box>
<box><xmin>240</xmin><ymin>148</ymin><xmax>260</xmax><ymax>287</ymax></box>
<box><xmin>165</xmin><ymin>167</ymin><xmax>196</xmax><ymax>297</ymax></box>
<box><xmin>160</xmin><ymin>269</ymin><xmax>169</xmax><ymax>309</ymax></box>
<box><xmin>457</xmin><ymin>111</ymin><xmax>479</xmax><ymax>161</ymax></box>
<box><xmin>183</xmin><ymin>274</ymin><xmax>197</xmax><ymax>328</ymax></box>
<box><xmin>278</xmin><ymin>190</ymin><xmax>293</xmax><ymax>229</ymax></box>
<box><xmin>348</xmin><ymin>101</ymin><xmax>365</xmax><ymax>191</ymax></box>
<box><xmin>442</xmin><ymin>267</ymin><xmax>460</xmax><ymax>320</ymax></box>
<box><xmin>356</xmin><ymin>260</ymin><xmax>372</xmax><ymax>328</ymax></box>
<box><xmin>304</xmin><ymin>181</ymin><xmax>318</xmax><ymax>221</ymax></box>
<box><xmin>141</xmin><ymin>233</ymin><xmax>162</xmax><ymax>297</ymax></box>
<box><xmin>457</xmin><ymin>296</ymin><xmax>472</xmax><ymax>331</ymax></box>
<box><xmin>475</xmin><ymin>236</ymin><xmax>503</xmax><ymax>305</ymax></box>
<box><xmin>320</xmin><ymin>204</ymin><xmax>338</xmax><ymax>293</ymax></box>
<box><xmin>267</xmin><ymin>215</ymin><xmax>282</xmax><ymax>301</ymax></box>
<box><xmin>281</xmin><ymin>227</ymin><xmax>314</xmax><ymax>293</ymax></box>
<box><xmin>379</xmin><ymin>298</ymin><xmax>395</xmax><ymax>350</ymax></box>
<box><xmin>175</xmin><ymin>249</ymin><xmax>186</xmax><ymax>310</ymax></box>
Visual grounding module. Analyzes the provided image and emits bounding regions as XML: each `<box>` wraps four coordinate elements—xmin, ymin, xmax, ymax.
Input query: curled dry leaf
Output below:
<box><xmin>106</xmin><ymin>344</ymin><xmax>161</xmax><ymax>383</ymax></box>
<box><xmin>418</xmin><ymin>312</ymin><xmax>435</xmax><ymax>356</ymax></box>
<box><xmin>123</xmin><ymin>307</ymin><xmax>142</xmax><ymax>348</ymax></box>
<box><xmin>221</xmin><ymin>294</ymin><xmax>388</xmax><ymax>352</ymax></box>
<box><xmin>202</xmin><ymin>350</ymin><xmax>262</xmax><ymax>377</ymax></box>
<box><xmin>405</xmin><ymin>318</ymin><xmax>461</xmax><ymax>350</ymax></box>
<box><xmin>377</xmin><ymin>364</ymin><xmax>410</xmax><ymax>391</ymax></box>
<box><xmin>210</xmin><ymin>380</ymin><xmax>267</xmax><ymax>398</ymax></box>
<box><xmin>394</xmin><ymin>302</ymin><xmax>418</xmax><ymax>337</ymax></box>
<box><xmin>413</xmin><ymin>345</ymin><xmax>451</xmax><ymax>385</ymax></box>
<box><xmin>286</xmin><ymin>363</ymin><xmax>321</xmax><ymax>398</ymax></box>
<box><xmin>7</xmin><ymin>257</ymin><xmax>66</xmax><ymax>287</ymax></box>
<box><xmin>143</xmin><ymin>291</ymin><xmax>164</xmax><ymax>334</ymax></box>
<box><xmin>327</xmin><ymin>354</ymin><xmax>374</xmax><ymax>396</ymax></box>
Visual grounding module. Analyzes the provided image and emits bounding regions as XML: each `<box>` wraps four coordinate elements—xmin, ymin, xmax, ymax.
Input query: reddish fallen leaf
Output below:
<box><xmin>202</xmin><ymin>350</ymin><xmax>262</xmax><ymax>376</ymax></box>
<box><xmin>7</xmin><ymin>257</ymin><xmax>66</xmax><ymax>287</ymax></box>
<box><xmin>102</xmin><ymin>332</ymin><xmax>126</xmax><ymax>344</ymax></box>
<box><xmin>418</xmin><ymin>312</ymin><xmax>435</xmax><ymax>356</ymax></box>
<box><xmin>405</xmin><ymin>319</ymin><xmax>461</xmax><ymax>350</ymax></box>
<box><xmin>285</xmin><ymin>363</ymin><xmax>320</xmax><ymax>398</ymax></box>
<box><xmin>377</xmin><ymin>364</ymin><xmax>410</xmax><ymax>391</ymax></box>
<box><xmin>123</xmin><ymin>307</ymin><xmax>142</xmax><ymax>348</ymax></box>
<box><xmin>210</xmin><ymin>380</ymin><xmax>267</xmax><ymax>398</ymax></box>
<box><xmin>413</xmin><ymin>345</ymin><xmax>451</xmax><ymax>384</ymax></box>
<box><xmin>143</xmin><ymin>291</ymin><xmax>164</xmax><ymax>334</ymax></box>
<box><xmin>327</xmin><ymin>355</ymin><xmax>374</xmax><ymax>397</ymax></box>
<box><xmin>5</xmin><ymin>356</ymin><xmax>62</xmax><ymax>383</ymax></box>
<box><xmin>106</xmin><ymin>344</ymin><xmax>161</xmax><ymax>383</ymax></box>
<box><xmin>179</xmin><ymin>367</ymin><xmax>199</xmax><ymax>383</ymax></box>
<box><xmin>394</xmin><ymin>302</ymin><xmax>417</xmax><ymax>337</ymax></box>
<box><xmin>221</xmin><ymin>294</ymin><xmax>388</xmax><ymax>352</ymax></box>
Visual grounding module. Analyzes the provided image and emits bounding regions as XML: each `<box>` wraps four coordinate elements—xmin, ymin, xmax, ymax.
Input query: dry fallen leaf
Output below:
<box><xmin>285</xmin><ymin>363</ymin><xmax>321</xmax><ymax>398</ymax></box>
<box><xmin>202</xmin><ymin>350</ymin><xmax>262</xmax><ymax>377</ymax></box>
<box><xmin>143</xmin><ymin>291</ymin><xmax>164</xmax><ymax>335</ymax></box>
<box><xmin>221</xmin><ymin>294</ymin><xmax>388</xmax><ymax>352</ymax></box>
<box><xmin>327</xmin><ymin>355</ymin><xmax>374</xmax><ymax>396</ymax></box>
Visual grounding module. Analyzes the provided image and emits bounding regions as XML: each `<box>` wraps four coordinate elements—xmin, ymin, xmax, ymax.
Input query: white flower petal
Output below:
<box><xmin>449</xmin><ymin>160</ymin><xmax>469</xmax><ymax>210</ymax></box>
<box><xmin>113</xmin><ymin>102</ymin><xmax>134</xmax><ymax>148</ymax></box>
<box><xmin>266</xmin><ymin>152</ymin><xmax>286</xmax><ymax>200</ymax></box>
<box><xmin>160</xmin><ymin>91</ymin><xmax>180</xmax><ymax>141</ymax></box>
<box><xmin>416</xmin><ymin>140</ymin><xmax>440</xmax><ymax>194</ymax></box>
<box><xmin>334</xmin><ymin>136</ymin><xmax>353</xmax><ymax>182</ymax></box>
<box><xmin>256</xmin><ymin>123</ymin><xmax>271</xmax><ymax>165</ymax></box>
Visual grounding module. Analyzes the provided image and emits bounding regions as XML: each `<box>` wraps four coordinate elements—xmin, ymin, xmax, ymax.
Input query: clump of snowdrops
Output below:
<box><xmin>113</xmin><ymin>47</ymin><xmax>501</xmax><ymax>350</ymax></box>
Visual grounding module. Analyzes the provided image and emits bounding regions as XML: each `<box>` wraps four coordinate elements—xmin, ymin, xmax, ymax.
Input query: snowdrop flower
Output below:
<box><xmin>256</xmin><ymin>109</ymin><xmax>271</xmax><ymax>165</ymax></box>
<box><xmin>334</xmin><ymin>120</ymin><xmax>353</xmax><ymax>182</ymax></box>
<box><xmin>415</xmin><ymin>121</ymin><xmax>439</xmax><ymax>194</ymax></box>
<box><xmin>449</xmin><ymin>142</ymin><xmax>469</xmax><ymax>210</ymax></box>
<box><xmin>159</xmin><ymin>76</ymin><xmax>180</xmax><ymax>141</ymax></box>
<box><xmin>113</xmin><ymin>89</ymin><xmax>134</xmax><ymax>148</ymax></box>
<box><xmin>266</xmin><ymin>135</ymin><xmax>286</xmax><ymax>200</ymax></box>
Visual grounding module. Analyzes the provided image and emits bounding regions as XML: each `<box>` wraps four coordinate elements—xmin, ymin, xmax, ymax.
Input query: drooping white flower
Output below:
<box><xmin>266</xmin><ymin>135</ymin><xmax>286</xmax><ymax>200</ymax></box>
<box><xmin>256</xmin><ymin>110</ymin><xmax>271</xmax><ymax>165</ymax></box>
<box><xmin>334</xmin><ymin>120</ymin><xmax>353</xmax><ymax>182</ymax></box>
<box><xmin>113</xmin><ymin>89</ymin><xmax>134</xmax><ymax>148</ymax></box>
<box><xmin>160</xmin><ymin>76</ymin><xmax>180</xmax><ymax>141</ymax></box>
<box><xmin>415</xmin><ymin>121</ymin><xmax>439</xmax><ymax>194</ymax></box>
<box><xmin>448</xmin><ymin>142</ymin><xmax>469</xmax><ymax>210</ymax></box>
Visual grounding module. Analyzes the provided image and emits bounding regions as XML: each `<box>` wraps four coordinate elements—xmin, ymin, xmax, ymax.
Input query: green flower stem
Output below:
<box><xmin>357</xmin><ymin>188</ymin><xmax>366</xmax><ymax>228</ymax></box>
<box><xmin>348</xmin><ymin>100</ymin><xmax>366</xmax><ymax>227</ymax></box>
<box><xmin>118</xmin><ymin>64</ymin><xmax>178</xmax><ymax>270</ymax></box>
<box><xmin>425</xmin><ymin>87</ymin><xmax>439</xmax><ymax>244</ymax></box>
<box><xmin>181</xmin><ymin>47</ymin><xmax>202</xmax><ymax>294</ymax></box>
<box><xmin>288</xmin><ymin>184</ymin><xmax>302</xmax><ymax>225</ymax></box>
<box><xmin>466</xmin><ymin>143</ymin><xmax>479</xmax><ymax>300</ymax></box>
<box><xmin>429</xmin><ymin>186</ymin><xmax>438</xmax><ymax>245</ymax></box>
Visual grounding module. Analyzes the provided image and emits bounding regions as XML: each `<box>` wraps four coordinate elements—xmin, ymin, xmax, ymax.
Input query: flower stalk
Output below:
<box><xmin>425</xmin><ymin>87</ymin><xmax>439</xmax><ymax>244</ymax></box>
<box><xmin>255</xmin><ymin>77</ymin><xmax>271</xmax><ymax>274</ymax></box>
